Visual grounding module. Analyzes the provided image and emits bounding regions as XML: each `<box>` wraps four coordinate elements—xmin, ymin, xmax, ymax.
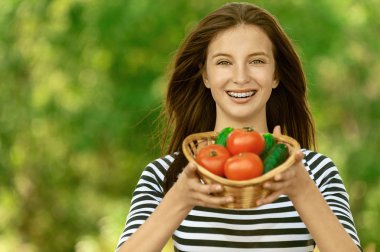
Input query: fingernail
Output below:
<box><xmin>264</xmin><ymin>183</ymin><xmax>271</xmax><ymax>189</ymax></box>
<box><xmin>215</xmin><ymin>185</ymin><xmax>222</xmax><ymax>191</ymax></box>
<box><xmin>227</xmin><ymin>197</ymin><xmax>234</xmax><ymax>203</ymax></box>
<box><xmin>256</xmin><ymin>200</ymin><xmax>262</xmax><ymax>206</ymax></box>
<box><xmin>274</xmin><ymin>174</ymin><xmax>281</xmax><ymax>181</ymax></box>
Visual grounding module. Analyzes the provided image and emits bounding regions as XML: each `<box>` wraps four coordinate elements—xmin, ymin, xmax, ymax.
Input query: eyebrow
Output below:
<box><xmin>211</xmin><ymin>51</ymin><xmax>270</xmax><ymax>59</ymax></box>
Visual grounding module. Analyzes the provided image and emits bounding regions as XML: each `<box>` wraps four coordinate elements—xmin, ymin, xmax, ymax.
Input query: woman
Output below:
<box><xmin>116</xmin><ymin>3</ymin><xmax>361</xmax><ymax>251</ymax></box>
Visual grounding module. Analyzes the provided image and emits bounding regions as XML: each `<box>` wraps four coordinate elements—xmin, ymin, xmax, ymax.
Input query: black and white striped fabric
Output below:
<box><xmin>116</xmin><ymin>150</ymin><xmax>362</xmax><ymax>251</ymax></box>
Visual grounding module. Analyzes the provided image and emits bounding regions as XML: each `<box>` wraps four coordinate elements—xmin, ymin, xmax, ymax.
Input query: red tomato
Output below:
<box><xmin>224</xmin><ymin>152</ymin><xmax>263</xmax><ymax>180</ymax></box>
<box><xmin>226</xmin><ymin>128</ymin><xmax>265</xmax><ymax>155</ymax></box>
<box><xmin>196</xmin><ymin>144</ymin><xmax>231</xmax><ymax>177</ymax></box>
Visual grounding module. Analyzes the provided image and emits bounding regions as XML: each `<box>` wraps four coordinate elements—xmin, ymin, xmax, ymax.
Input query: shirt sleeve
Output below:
<box><xmin>115</xmin><ymin>155</ymin><xmax>174</xmax><ymax>250</ymax></box>
<box><xmin>303</xmin><ymin>150</ymin><xmax>362</xmax><ymax>251</ymax></box>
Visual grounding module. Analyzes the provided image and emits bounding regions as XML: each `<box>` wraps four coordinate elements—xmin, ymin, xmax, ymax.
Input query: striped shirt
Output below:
<box><xmin>116</xmin><ymin>149</ymin><xmax>362</xmax><ymax>251</ymax></box>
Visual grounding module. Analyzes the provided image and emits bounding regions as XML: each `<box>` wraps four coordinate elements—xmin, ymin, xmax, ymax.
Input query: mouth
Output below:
<box><xmin>226</xmin><ymin>90</ymin><xmax>257</xmax><ymax>99</ymax></box>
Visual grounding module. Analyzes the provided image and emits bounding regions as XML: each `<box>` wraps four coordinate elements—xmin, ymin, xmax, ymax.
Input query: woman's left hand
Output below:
<box><xmin>256</xmin><ymin>126</ymin><xmax>314</xmax><ymax>206</ymax></box>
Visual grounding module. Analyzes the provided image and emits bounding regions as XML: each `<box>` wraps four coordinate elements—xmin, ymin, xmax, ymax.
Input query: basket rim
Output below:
<box><xmin>182</xmin><ymin>131</ymin><xmax>301</xmax><ymax>187</ymax></box>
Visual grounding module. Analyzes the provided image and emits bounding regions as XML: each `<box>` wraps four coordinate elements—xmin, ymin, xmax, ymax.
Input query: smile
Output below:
<box><xmin>227</xmin><ymin>91</ymin><xmax>256</xmax><ymax>98</ymax></box>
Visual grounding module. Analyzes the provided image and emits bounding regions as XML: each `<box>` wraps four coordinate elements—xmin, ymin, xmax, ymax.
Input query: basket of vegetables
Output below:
<box><xmin>182</xmin><ymin>127</ymin><xmax>300</xmax><ymax>209</ymax></box>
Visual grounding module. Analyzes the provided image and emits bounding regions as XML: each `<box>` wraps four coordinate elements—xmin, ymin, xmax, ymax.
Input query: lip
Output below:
<box><xmin>226</xmin><ymin>89</ymin><xmax>257</xmax><ymax>100</ymax></box>
<box><xmin>226</xmin><ymin>88</ymin><xmax>258</xmax><ymax>93</ymax></box>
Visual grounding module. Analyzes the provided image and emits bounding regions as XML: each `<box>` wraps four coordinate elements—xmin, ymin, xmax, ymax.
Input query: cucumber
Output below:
<box><xmin>260</xmin><ymin>133</ymin><xmax>275</xmax><ymax>159</ymax></box>
<box><xmin>263</xmin><ymin>143</ymin><xmax>289</xmax><ymax>173</ymax></box>
<box><xmin>215</xmin><ymin>127</ymin><xmax>234</xmax><ymax>147</ymax></box>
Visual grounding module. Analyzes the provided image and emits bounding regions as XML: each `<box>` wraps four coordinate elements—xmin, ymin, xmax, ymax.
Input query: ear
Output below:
<box><xmin>202</xmin><ymin>70</ymin><xmax>210</xmax><ymax>88</ymax></box>
<box><xmin>272</xmin><ymin>78</ymin><xmax>279</xmax><ymax>89</ymax></box>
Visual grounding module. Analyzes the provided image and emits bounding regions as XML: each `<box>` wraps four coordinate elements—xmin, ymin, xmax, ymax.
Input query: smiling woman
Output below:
<box><xmin>115</xmin><ymin>2</ymin><xmax>362</xmax><ymax>252</ymax></box>
<box><xmin>202</xmin><ymin>24</ymin><xmax>278</xmax><ymax>131</ymax></box>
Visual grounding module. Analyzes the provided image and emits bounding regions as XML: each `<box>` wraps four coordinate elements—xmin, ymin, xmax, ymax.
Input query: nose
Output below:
<box><xmin>232</xmin><ymin>63</ymin><xmax>250</xmax><ymax>85</ymax></box>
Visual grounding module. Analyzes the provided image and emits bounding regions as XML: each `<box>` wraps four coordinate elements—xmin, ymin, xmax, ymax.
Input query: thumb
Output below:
<box><xmin>273</xmin><ymin>125</ymin><xmax>282</xmax><ymax>137</ymax></box>
<box><xmin>183</xmin><ymin>162</ymin><xmax>198</xmax><ymax>177</ymax></box>
<box><xmin>295</xmin><ymin>150</ymin><xmax>304</xmax><ymax>162</ymax></box>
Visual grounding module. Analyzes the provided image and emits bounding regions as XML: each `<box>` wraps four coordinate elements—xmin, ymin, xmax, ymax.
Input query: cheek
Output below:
<box><xmin>209</xmin><ymin>69</ymin><xmax>231</xmax><ymax>86</ymax></box>
<box><xmin>207</xmin><ymin>75</ymin><xmax>226</xmax><ymax>89</ymax></box>
<box><xmin>255</xmin><ymin>71</ymin><xmax>276</xmax><ymax>88</ymax></box>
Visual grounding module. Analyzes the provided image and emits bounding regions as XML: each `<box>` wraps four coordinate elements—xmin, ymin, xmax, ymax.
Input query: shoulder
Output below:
<box><xmin>136</xmin><ymin>153</ymin><xmax>177</xmax><ymax>192</ymax></box>
<box><xmin>301</xmin><ymin>149</ymin><xmax>336</xmax><ymax>170</ymax></box>
<box><xmin>144</xmin><ymin>153</ymin><xmax>177</xmax><ymax>175</ymax></box>
<box><xmin>301</xmin><ymin>149</ymin><xmax>343</xmax><ymax>188</ymax></box>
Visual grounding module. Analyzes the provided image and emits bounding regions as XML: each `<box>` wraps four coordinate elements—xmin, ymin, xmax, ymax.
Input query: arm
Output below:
<box><xmin>257</xmin><ymin>127</ymin><xmax>361</xmax><ymax>252</ymax></box>
<box><xmin>290</xmin><ymin>172</ymin><xmax>360</xmax><ymax>252</ymax></box>
<box><xmin>117</xmin><ymin>163</ymin><xmax>233</xmax><ymax>252</ymax></box>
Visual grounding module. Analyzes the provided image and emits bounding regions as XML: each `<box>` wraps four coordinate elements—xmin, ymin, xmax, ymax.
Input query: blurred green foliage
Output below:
<box><xmin>0</xmin><ymin>0</ymin><xmax>379</xmax><ymax>251</ymax></box>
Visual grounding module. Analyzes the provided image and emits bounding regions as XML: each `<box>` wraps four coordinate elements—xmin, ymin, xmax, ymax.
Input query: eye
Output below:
<box><xmin>216</xmin><ymin>60</ymin><xmax>231</xmax><ymax>65</ymax></box>
<box><xmin>250</xmin><ymin>59</ymin><xmax>265</xmax><ymax>64</ymax></box>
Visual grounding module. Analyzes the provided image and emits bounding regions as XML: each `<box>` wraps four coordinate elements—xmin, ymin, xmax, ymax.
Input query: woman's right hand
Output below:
<box><xmin>171</xmin><ymin>162</ymin><xmax>234</xmax><ymax>210</ymax></box>
<box><xmin>117</xmin><ymin>162</ymin><xmax>232</xmax><ymax>252</ymax></box>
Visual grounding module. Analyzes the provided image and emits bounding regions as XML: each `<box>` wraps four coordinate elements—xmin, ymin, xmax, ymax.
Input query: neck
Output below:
<box><xmin>214</xmin><ymin>117</ymin><xmax>269</xmax><ymax>133</ymax></box>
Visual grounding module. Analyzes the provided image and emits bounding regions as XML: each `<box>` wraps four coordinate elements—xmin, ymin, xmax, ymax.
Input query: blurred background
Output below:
<box><xmin>0</xmin><ymin>0</ymin><xmax>379</xmax><ymax>251</ymax></box>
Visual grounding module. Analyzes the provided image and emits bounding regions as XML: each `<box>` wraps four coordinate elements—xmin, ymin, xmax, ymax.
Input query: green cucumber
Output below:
<box><xmin>263</xmin><ymin>143</ymin><xmax>289</xmax><ymax>173</ymax></box>
<box><xmin>260</xmin><ymin>133</ymin><xmax>275</xmax><ymax>159</ymax></box>
<box><xmin>215</xmin><ymin>127</ymin><xmax>234</xmax><ymax>147</ymax></box>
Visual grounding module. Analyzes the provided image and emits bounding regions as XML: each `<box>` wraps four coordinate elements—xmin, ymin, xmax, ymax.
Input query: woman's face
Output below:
<box><xmin>202</xmin><ymin>24</ymin><xmax>278</xmax><ymax>132</ymax></box>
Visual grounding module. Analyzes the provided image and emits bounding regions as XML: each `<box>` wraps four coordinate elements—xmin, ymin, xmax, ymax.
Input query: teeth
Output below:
<box><xmin>228</xmin><ymin>91</ymin><xmax>256</xmax><ymax>98</ymax></box>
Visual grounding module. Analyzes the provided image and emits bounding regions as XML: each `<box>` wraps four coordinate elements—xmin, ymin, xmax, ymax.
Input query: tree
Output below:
<box><xmin>0</xmin><ymin>0</ymin><xmax>378</xmax><ymax>251</ymax></box>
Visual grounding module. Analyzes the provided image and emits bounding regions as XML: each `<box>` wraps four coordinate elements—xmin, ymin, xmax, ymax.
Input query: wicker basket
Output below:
<box><xmin>182</xmin><ymin>131</ymin><xmax>301</xmax><ymax>209</ymax></box>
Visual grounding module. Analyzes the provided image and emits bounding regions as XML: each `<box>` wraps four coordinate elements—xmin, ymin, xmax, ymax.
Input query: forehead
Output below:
<box><xmin>207</xmin><ymin>24</ymin><xmax>274</xmax><ymax>56</ymax></box>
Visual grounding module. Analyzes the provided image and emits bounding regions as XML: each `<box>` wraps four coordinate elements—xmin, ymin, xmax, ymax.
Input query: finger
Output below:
<box><xmin>295</xmin><ymin>150</ymin><xmax>304</xmax><ymax>162</ymax></box>
<box><xmin>272</xmin><ymin>150</ymin><xmax>303</xmax><ymax>182</ymax></box>
<box><xmin>193</xmin><ymin>192</ymin><xmax>234</xmax><ymax>207</ymax></box>
<box><xmin>273</xmin><ymin>167</ymin><xmax>296</xmax><ymax>181</ymax></box>
<box><xmin>183</xmin><ymin>162</ymin><xmax>198</xmax><ymax>178</ymax></box>
<box><xmin>263</xmin><ymin>179</ymin><xmax>292</xmax><ymax>192</ymax></box>
<box><xmin>194</xmin><ymin>183</ymin><xmax>224</xmax><ymax>195</ymax></box>
<box><xmin>257</xmin><ymin>191</ymin><xmax>283</xmax><ymax>206</ymax></box>
<box><xmin>273</xmin><ymin>125</ymin><xmax>281</xmax><ymax>137</ymax></box>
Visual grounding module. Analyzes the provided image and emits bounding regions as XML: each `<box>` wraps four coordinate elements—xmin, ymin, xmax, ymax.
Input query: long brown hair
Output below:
<box><xmin>161</xmin><ymin>2</ymin><xmax>316</xmax><ymax>193</ymax></box>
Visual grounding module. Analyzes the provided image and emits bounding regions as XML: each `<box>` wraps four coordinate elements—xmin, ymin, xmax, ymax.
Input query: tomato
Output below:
<box><xmin>226</xmin><ymin>127</ymin><xmax>265</xmax><ymax>155</ymax></box>
<box><xmin>196</xmin><ymin>144</ymin><xmax>231</xmax><ymax>177</ymax></box>
<box><xmin>224</xmin><ymin>152</ymin><xmax>263</xmax><ymax>180</ymax></box>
